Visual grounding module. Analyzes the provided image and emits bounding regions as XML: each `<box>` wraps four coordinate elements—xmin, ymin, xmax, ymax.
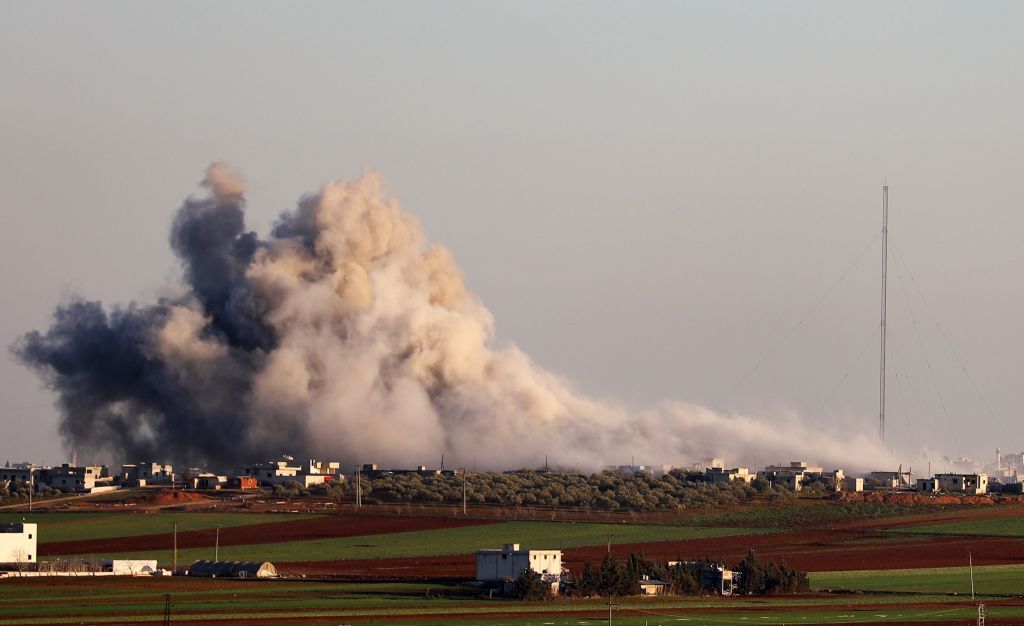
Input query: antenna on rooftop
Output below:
<box><xmin>879</xmin><ymin>182</ymin><xmax>889</xmax><ymax>444</ymax></box>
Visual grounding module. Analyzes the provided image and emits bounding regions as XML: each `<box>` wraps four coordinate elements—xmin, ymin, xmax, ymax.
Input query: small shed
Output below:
<box><xmin>186</xmin><ymin>560</ymin><xmax>279</xmax><ymax>578</ymax></box>
<box><xmin>638</xmin><ymin>575</ymin><xmax>670</xmax><ymax>596</ymax></box>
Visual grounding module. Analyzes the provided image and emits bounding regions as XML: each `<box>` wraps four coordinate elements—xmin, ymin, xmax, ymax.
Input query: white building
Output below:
<box><xmin>476</xmin><ymin>543</ymin><xmax>562</xmax><ymax>588</ymax></box>
<box><xmin>705</xmin><ymin>467</ymin><xmax>754</xmax><ymax>484</ymax></box>
<box><xmin>0</xmin><ymin>523</ymin><xmax>37</xmax><ymax>568</ymax></box>
<box><xmin>36</xmin><ymin>464</ymin><xmax>109</xmax><ymax>493</ymax></box>
<box><xmin>121</xmin><ymin>462</ymin><xmax>173</xmax><ymax>486</ymax></box>
<box><xmin>842</xmin><ymin>477</ymin><xmax>864</xmax><ymax>492</ymax></box>
<box><xmin>241</xmin><ymin>455</ymin><xmax>339</xmax><ymax>487</ymax></box>
<box><xmin>867</xmin><ymin>470</ymin><xmax>913</xmax><ymax>490</ymax></box>
<box><xmin>193</xmin><ymin>474</ymin><xmax>228</xmax><ymax>490</ymax></box>
<box><xmin>935</xmin><ymin>473</ymin><xmax>988</xmax><ymax>495</ymax></box>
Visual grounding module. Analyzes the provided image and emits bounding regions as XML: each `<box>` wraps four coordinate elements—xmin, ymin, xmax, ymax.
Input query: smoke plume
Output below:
<box><xmin>15</xmin><ymin>164</ymin><xmax>892</xmax><ymax>470</ymax></box>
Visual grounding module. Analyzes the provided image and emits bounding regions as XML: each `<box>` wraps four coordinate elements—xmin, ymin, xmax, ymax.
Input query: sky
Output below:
<box><xmin>1</xmin><ymin>1</ymin><xmax>1021</xmax><ymax>469</ymax></box>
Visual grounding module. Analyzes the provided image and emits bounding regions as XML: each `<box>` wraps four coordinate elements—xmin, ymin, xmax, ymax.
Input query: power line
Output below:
<box><xmin>891</xmin><ymin>243</ymin><xmax>1009</xmax><ymax>438</ymax></box>
<box><xmin>816</xmin><ymin>325</ymin><xmax>878</xmax><ymax>416</ymax></box>
<box><xmin>716</xmin><ymin>229</ymin><xmax>882</xmax><ymax>407</ymax></box>
<box><xmin>890</xmin><ymin>244</ymin><xmax>951</xmax><ymax>424</ymax></box>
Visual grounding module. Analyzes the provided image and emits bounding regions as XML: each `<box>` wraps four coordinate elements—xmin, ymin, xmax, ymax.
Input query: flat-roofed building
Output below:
<box><xmin>0</xmin><ymin>523</ymin><xmax>37</xmax><ymax>569</ymax></box>
<box><xmin>476</xmin><ymin>543</ymin><xmax>562</xmax><ymax>590</ymax></box>
<box><xmin>935</xmin><ymin>473</ymin><xmax>988</xmax><ymax>495</ymax></box>
<box><xmin>121</xmin><ymin>462</ymin><xmax>173</xmax><ymax>486</ymax></box>
<box><xmin>705</xmin><ymin>467</ymin><xmax>754</xmax><ymax>484</ymax></box>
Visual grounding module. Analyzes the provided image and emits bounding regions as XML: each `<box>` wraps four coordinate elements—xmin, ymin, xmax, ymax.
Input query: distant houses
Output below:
<box><xmin>239</xmin><ymin>455</ymin><xmax>345</xmax><ymax>488</ymax></box>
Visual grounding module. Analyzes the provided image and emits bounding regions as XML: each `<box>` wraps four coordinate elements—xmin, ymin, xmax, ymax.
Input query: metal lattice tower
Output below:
<box><xmin>163</xmin><ymin>594</ymin><xmax>172</xmax><ymax>626</ymax></box>
<box><xmin>879</xmin><ymin>184</ymin><xmax>889</xmax><ymax>443</ymax></box>
<box><xmin>978</xmin><ymin>603</ymin><xmax>986</xmax><ymax>626</ymax></box>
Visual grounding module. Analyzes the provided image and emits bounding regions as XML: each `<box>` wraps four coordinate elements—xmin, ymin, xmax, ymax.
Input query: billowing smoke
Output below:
<box><xmin>15</xmin><ymin>164</ymin><xmax>893</xmax><ymax>470</ymax></box>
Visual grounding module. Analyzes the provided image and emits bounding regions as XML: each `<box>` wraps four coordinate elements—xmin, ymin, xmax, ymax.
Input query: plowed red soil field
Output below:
<box><xmin>279</xmin><ymin>511</ymin><xmax>1024</xmax><ymax>578</ymax></box>
<box><xmin>39</xmin><ymin>515</ymin><xmax>498</xmax><ymax>557</ymax></box>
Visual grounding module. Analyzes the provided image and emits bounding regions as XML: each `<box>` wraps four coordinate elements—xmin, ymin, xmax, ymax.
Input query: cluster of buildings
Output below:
<box><xmin>683</xmin><ymin>457</ymin><xmax>1010</xmax><ymax>496</ymax></box>
<box><xmin>474</xmin><ymin>543</ymin><xmax>735</xmax><ymax>597</ymax></box>
<box><xmin>0</xmin><ymin>455</ymin><xmax>349</xmax><ymax>496</ymax></box>
<box><xmin>1</xmin><ymin>520</ymin><xmax>277</xmax><ymax>578</ymax></box>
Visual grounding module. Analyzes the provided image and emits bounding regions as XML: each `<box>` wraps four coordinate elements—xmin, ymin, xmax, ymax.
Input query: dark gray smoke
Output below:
<box><xmin>14</xmin><ymin>164</ymin><xmax>893</xmax><ymax>470</ymax></box>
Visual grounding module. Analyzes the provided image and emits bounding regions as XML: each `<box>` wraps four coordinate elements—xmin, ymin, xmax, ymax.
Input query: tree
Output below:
<box><xmin>10</xmin><ymin>548</ymin><xmax>30</xmax><ymax>575</ymax></box>
<box><xmin>514</xmin><ymin>567</ymin><xmax>552</xmax><ymax>601</ymax></box>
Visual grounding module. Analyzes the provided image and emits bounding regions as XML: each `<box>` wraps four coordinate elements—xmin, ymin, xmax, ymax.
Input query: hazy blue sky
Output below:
<box><xmin>1</xmin><ymin>2</ymin><xmax>1021</xmax><ymax>467</ymax></box>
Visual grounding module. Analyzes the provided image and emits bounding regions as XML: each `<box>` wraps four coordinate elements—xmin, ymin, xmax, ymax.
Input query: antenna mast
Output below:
<box><xmin>879</xmin><ymin>183</ymin><xmax>889</xmax><ymax>443</ymax></box>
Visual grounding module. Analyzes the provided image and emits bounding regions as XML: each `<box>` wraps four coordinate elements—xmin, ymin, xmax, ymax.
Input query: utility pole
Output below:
<box><xmin>879</xmin><ymin>182</ymin><xmax>889</xmax><ymax>443</ymax></box>
<box><xmin>969</xmin><ymin>551</ymin><xmax>976</xmax><ymax>600</ymax></box>
<box><xmin>163</xmin><ymin>593</ymin><xmax>172</xmax><ymax>626</ymax></box>
<box><xmin>461</xmin><ymin>468</ymin><xmax>467</xmax><ymax>516</ymax></box>
<box><xmin>214</xmin><ymin>526</ymin><xmax>221</xmax><ymax>561</ymax></box>
<box><xmin>28</xmin><ymin>470</ymin><xmax>33</xmax><ymax>512</ymax></box>
<box><xmin>355</xmin><ymin>464</ymin><xmax>362</xmax><ymax>508</ymax></box>
<box><xmin>172</xmin><ymin>522</ymin><xmax>178</xmax><ymax>574</ymax></box>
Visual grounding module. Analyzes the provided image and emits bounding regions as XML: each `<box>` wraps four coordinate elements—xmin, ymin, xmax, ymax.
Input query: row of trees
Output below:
<box><xmin>575</xmin><ymin>553</ymin><xmax>701</xmax><ymax>597</ymax></box>
<box><xmin>302</xmin><ymin>469</ymin><xmax>796</xmax><ymax>511</ymax></box>
<box><xmin>515</xmin><ymin>550</ymin><xmax>809</xmax><ymax>600</ymax></box>
<box><xmin>0</xmin><ymin>479</ymin><xmax>62</xmax><ymax>503</ymax></box>
<box><xmin>733</xmin><ymin>549</ymin><xmax>810</xmax><ymax>594</ymax></box>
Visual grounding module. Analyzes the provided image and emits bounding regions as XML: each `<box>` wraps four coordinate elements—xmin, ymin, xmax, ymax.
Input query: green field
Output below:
<box><xmin>811</xmin><ymin>564</ymin><xmax>1024</xmax><ymax>596</ymax></box>
<box><xmin>0</xmin><ymin>511</ymin><xmax>319</xmax><ymax>543</ymax></box>
<box><xmin>896</xmin><ymin>516</ymin><xmax>1024</xmax><ymax>538</ymax></box>
<box><xmin>53</xmin><ymin>520</ymin><xmax>764</xmax><ymax>564</ymax></box>
<box><xmin>0</xmin><ymin>578</ymin><xmax>1015</xmax><ymax>625</ymax></box>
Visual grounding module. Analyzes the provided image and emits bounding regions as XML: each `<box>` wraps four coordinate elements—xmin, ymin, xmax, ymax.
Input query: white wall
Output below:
<box><xmin>0</xmin><ymin>524</ymin><xmax>37</xmax><ymax>566</ymax></box>
<box><xmin>476</xmin><ymin>549</ymin><xmax>561</xmax><ymax>582</ymax></box>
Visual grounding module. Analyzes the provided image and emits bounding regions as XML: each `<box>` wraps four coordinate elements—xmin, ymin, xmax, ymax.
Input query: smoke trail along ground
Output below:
<box><xmin>14</xmin><ymin>164</ymin><xmax>893</xmax><ymax>470</ymax></box>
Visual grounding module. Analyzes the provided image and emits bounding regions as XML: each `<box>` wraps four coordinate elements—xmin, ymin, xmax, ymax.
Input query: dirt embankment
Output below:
<box><xmin>126</xmin><ymin>489</ymin><xmax>213</xmax><ymax>506</ymax></box>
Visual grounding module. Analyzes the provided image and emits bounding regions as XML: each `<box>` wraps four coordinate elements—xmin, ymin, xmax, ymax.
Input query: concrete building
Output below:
<box><xmin>842</xmin><ymin>477</ymin><xmax>865</xmax><ymax>492</ymax></box>
<box><xmin>868</xmin><ymin>470</ymin><xmax>913</xmax><ymax>490</ymax></box>
<box><xmin>193</xmin><ymin>474</ymin><xmax>228</xmax><ymax>490</ymax></box>
<box><xmin>230</xmin><ymin>476</ymin><xmax>259</xmax><ymax>490</ymax></box>
<box><xmin>121</xmin><ymin>462</ymin><xmax>173</xmax><ymax>486</ymax></box>
<box><xmin>476</xmin><ymin>543</ymin><xmax>562</xmax><ymax>589</ymax></box>
<box><xmin>241</xmin><ymin>455</ymin><xmax>340</xmax><ymax>487</ymax></box>
<box><xmin>935</xmin><ymin>473</ymin><xmax>988</xmax><ymax>495</ymax></box>
<box><xmin>755</xmin><ymin>462</ymin><xmax>854</xmax><ymax>493</ymax></box>
<box><xmin>689</xmin><ymin>457</ymin><xmax>726</xmax><ymax>471</ymax></box>
<box><xmin>0</xmin><ymin>466</ymin><xmax>35</xmax><ymax>488</ymax></box>
<box><xmin>36</xmin><ymin>464</ymin><xmax>112</xmax><ymax>493</ymax></box>
<box><xmin>916</xmin><ymin>478</ymin><xmax>939</xmax><ymax>493</ymax></box>
<box><xmin>0</xmin><ymin>523</ymin><xmax>37</xmax><ymax>568</ymax></box>
<box><xmin>705</xmin><ymin>467</ymin><xmax>754</xmax><ymax>484</ymax></box>
<box><xmin>638</xmin><ymin>575</ymin><xmax>670</xmax><ymax>595</ymax></box>
<box><xmin>757</xmin><ymin>462</ymin><xmax>819</xmax><ymax>491</ymax></box>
